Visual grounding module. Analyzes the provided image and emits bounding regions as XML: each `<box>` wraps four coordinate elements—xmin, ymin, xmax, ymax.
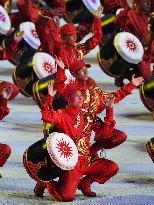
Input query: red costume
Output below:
<box><xmin>34</xmin><ymin>83</ymin><xmax>118</xmax><ymax>201</ymax></box>
<box><xmin>10</xmin><ymin>0</ymin><xmax>65</xmax><ymax>28</ymax></box>
<box><xmin>58</xmin><ymin>17</ymin><xmax>102</xmax><ymax>69</ymax></box>
<box><xmin>54</xmin><ymin>60</ymin><xmax>137</xmax><ymax>196</ymax></box>
<box><xmin>0</xmin><ymin>80</ymin><xmax>19</xmax><ymax>119</ymax></box>
<box><xmin>114</xmin><ymin>0</ymin><xmax>154</xmax><ymax>80</ymax></box>
<box><xmin>0</xmin><ymin>81</ymin><xmax>19</xmax><ymax>173</ymax></box>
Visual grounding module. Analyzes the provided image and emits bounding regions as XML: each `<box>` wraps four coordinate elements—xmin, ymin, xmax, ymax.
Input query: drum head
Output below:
<box><xmin>0</xmin><ymin>5</ymin><xmax>11</xmax><ymax>35</ymax></box>
<box><xmin>33</xmin><ymin>52</ymin><xmax>56</xmax><ymax>79</ymax></box>
<box><xmin>19</xmin><ymin>22</ymin><xmax>41</xmax><ymax>49</ymax></box>
<box><xmin>82</xmin><ymin>0</ymin><xmax>101</xmax><ymax>14</ymax></box>
<box><xmin>46</xmin><ymin>132</ymin><xmax>78</xmax><ymax>170</ymax></box>
<box><xmin>114</xmin><ymin>32</ymin><xmax>144</xmax><ymax>64</ymax></box>
<box><xmin>64</xmin><ymin>69</ymin><xmax>75</xmax><ymax>85</ymax></box>
<box><xmin>126</xmin><ymin>0</ymin><xmax>133</xmax><ymax>8</ymax></box>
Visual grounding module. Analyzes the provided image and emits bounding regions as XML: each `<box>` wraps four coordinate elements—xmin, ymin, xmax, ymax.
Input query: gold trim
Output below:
<box><xmin>12</xmin><ymin>68</ymin><xmax>31</xmax><ymax>97</ymax></box>
<box><xmin>139</xmin><ymin>83</ymin><xmax>153</xmax><ymax>112</ymax></box>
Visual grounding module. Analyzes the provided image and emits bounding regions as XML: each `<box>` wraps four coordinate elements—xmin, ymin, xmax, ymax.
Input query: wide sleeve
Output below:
<box><xmin>41</xmin><ymin>94</ymin><xmax>62</xmax><ymax>124</ymax></box>
<box><xmin>79</xmin><ymin>16</ymin><xmax>102</xmax><ymax>55</ymax></box>
<box><xmin>55</xmin><ymin>67</ymin><xmax>67</xmax><ymax>94</ymax></box>
<box><xmin>112</xmin><ymin>81</ymin><xmax>136</xmax><ymax>103</ymax></box>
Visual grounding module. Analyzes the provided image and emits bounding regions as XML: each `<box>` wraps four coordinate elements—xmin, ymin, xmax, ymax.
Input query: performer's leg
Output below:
<box><xmin>34</xmin><ymin>157</ymin><xmax>88</xmax><ymax>201</ymax></box>
<box><xmin>90</xmin><ymin>129</ymin><xmax>127</xmax><ymax>158</ymax></box>
<box><xmin>0</xmin><ymin>143</ymin><xmax>11</xmax><ymax>167</ymax></box>
<box><xmin>78</xmin><ymin>158</ymin><xmax>118</xmax><ymax>197</ymax></box>
<box><xmin>46</xmin><ymin>157</ymin><xmax>88</xmax><ymax>201</ymax></box>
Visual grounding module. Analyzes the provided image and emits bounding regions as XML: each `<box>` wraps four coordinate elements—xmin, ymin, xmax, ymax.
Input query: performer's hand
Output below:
<box><xmin>93</xmin><ymin>5</ymin><xmax>104</xmax><ymax>17</ymax></box>
<box><xmin>14</xmin><ymin>31</ymin><xmax>24</xmax><ymax>43</ymax></box>
<box><xmin>131</xmin><ymin>75</ymin><xmax>144</xmax><ymax>86</ymax></box>
<box><xmin>2</xmin><ymin>86</ymin><xmax>13</xmax><ymax>100</ymax></box>
<box><xmin>48</xmin><ymin>81</ymin><xmax>56</xmax><ymax>96</ymax></box>
<box><xmin>104</xmin><ymin>94</ymin><xmax>115</xmax><ymax>107</ymax></box>
<box><xmin>55</xmin><ymin>56</ymin><xmax>65</xmax><ymax>69</ymax></box>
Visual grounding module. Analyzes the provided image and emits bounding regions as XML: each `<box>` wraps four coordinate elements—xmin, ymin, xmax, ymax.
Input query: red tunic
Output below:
<box><xmin>58</xmin><ymin>17</ymin><xmax>102</xmax><ymax>69</ymax></box>
<box><xmin>41</xmin><ymin>95</ymin><xmax>84</xmax><ymax>144</ymax></box>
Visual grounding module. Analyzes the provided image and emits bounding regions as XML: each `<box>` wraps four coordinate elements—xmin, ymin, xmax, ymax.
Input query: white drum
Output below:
<box><xmin>33</xmin><ymin>52</ymin><xmax>57</xmax><ymax>79</ymax></box>
<box><xmin>114</xmin><ymin>32</ymin><xmax>144</xmax><ymax>64</ymax></box>
<box><xmin>0</xmin><ymin>5</ymin><xmax>11</xmax><ymax>35</ymax></box>
<box><xmin>82</xmin><ymin>0</ymin><xmax>101</xmax><ymax>14</ymax></box>
<box><xmin>19</xmin><ymin>22</ymin><xmax>41</xmax><ymax>50</ymax></box>
<box><xmin>46</xmin><ymin>132</ymin><xmax>78</xmax><ymax>170</ymax></box>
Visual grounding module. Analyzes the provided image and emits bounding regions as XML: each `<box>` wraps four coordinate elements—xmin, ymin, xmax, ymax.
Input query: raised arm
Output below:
<box><xmin>41</xmin><ymin>82</ymin><xmax>62</xmax><ymax>124</ymax></box>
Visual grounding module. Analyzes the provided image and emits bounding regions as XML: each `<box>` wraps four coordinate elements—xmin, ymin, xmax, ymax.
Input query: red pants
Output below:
<box><xmin>0</xmin><ymin>143</ymin><xmax>11</xmax><ymax>167</ymax></box>
<box><xmin>90</xmin><ymin>128</ymin><xmax>127</xmax><ymax>156</ymax></box>
<box><xmin>46</xmin><ymin>156</ymin><xmax>118</xmax><ymax>201</ymax></box>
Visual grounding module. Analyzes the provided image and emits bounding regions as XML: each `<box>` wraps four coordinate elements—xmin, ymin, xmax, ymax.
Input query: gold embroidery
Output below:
<box><xmin>74</xmin><ymin>113</ymin><xmax>81</xmax><ymax>128</ymax></box>
<box><xmin>84</xmin><ymin>89</ymin><xmax>90</xmax><ymax>104</ymax></box>
<box><xmin>77</xmin><ymin>137</ymin><xmax>88</xmax><ymax>154</ymax></box>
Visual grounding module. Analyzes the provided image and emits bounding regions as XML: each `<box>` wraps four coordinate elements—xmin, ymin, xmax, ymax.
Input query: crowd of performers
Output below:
<box><xmin>0</xmin><ymin>0</ymin><xmax>154</xmax><ymax>202</ymax></box>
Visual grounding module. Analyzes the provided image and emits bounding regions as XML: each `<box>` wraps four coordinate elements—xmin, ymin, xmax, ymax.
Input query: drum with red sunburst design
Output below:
<box><xmin>23</xmin><ymin>132</ymin><xmax>78</xmax><ymax>182</ymax></box>
<box><xmin>97</xmin><ymin>32</ymin><xmax>144</xmax><ymax>77</ymax></box>
<box><xmin>0</xmin><ymin>5</ymin><xmax>11</xmax><ymax>35</ymax></box>
<box><xmin>8</xmin><ymin>22</ymin><xmax>41</xmax><ymax>66</ymax></box>
<box><xmin>33</xmin><ymin>69</ymin><xmax>75</xmax><ymax>108</ymax></box>
<box><xmin>12</xmin><ymin>52</ymin><xmax>56</xmax><ymax>97</ymax></box>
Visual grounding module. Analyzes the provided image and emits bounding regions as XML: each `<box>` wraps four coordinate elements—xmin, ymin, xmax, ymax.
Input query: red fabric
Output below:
<box><xmin>46</xmin><ymin>156</ymin><xmax>118</xmax><ymax>201</ymax></box>
<box><xmin>10</xmin><ymin>0</ymin><xmax>54</xmax><ymax>27</ymax></box>
<box><xmin>58</xmin><ymin>17</ymin><xmax>102</xmax><ymax>69</ymax></box>
<box><xmin>59</xmin><ymin>23</ymin><xmax>77</xmax><ymax>36</ymax></box>
<box><xmin>61</xmin><ymin>83</ymin><xmax>80</xmax><ymax>101</ymax></box>
<box><xmin>41</xmin><ymin>95</ymin><xmax>84</xmax><ymax>143</ymax></box>
<box><xmin>0</xmin><ymin>81</ymin><xmax>19</xmax><ymax>101</ymax></box>
<box><xmin>0</xmin><ymin>143</ymin><xmax>11</xmax><ymax>167</ymax></box>
<box><xmin>35</xmin><ymin>16</ymin><xmax>61</xmax><ymax>56</ymax></box>
<box><xmin>43</xmin><ymin>0</ymin><xmax>66</xmax><ymax>15</ymax></box>
<box><xmin>137</xmin><ymin>60</ymin><xmax>152</xmax><ymax>80</ymax></box>
<box><xmin>0</xmin><ymin>96</ymin><xmax>9</xmax><ymax>120</ymax></box>
<box><xmin>69</xmin><ymin>60</ymin><xmax>91</xmax><ymax>75</ymax></box>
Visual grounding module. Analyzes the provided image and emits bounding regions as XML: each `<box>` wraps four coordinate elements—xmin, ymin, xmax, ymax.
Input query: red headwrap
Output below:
<box><xmin>69</xmin><ymin>60</ymin><xmax>91</xmax><ymax>75</ymax></box>
<box><xmin>59</xmin><ymin>23</ymin><xmax>77</xmax><ymax>36</ymax></box>
<box><xmin>62</xmin><ymin>83</ymin><xmax>80</xmax><ymax>101</ymax></box>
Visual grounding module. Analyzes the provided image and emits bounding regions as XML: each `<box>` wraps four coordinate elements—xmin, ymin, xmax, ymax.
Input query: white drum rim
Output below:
<box><xmin>46</xmin><ymin>132</ymin><xmax>78</xmax><ymax>170</ymax></box>
<box><xmin>0</xmin><ymin>5</ymin><xmax>11</xmax><ymax>35</ymax></box>
<box><xmin>32</xmin><ymin>52</ymin><xmax>56</xmax><ymax>79</ymax></box>
<box><xmin>19</xmin><ymin>21</ymin><xmax>41</xmax><ymax>49</ymax></box>
<box><xmin>82</xmin><ymin>0</ymin><xmax>101</xmax><ymax>14</ymax></box>
<box><xmin>114</xmin><ymin>32</ymin><xmax>144</xmax><ymax>64</ymax></box>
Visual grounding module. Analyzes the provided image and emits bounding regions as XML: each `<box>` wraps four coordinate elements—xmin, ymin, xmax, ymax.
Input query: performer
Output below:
<box><xmin>114</xmin><ymin>0</ymin><xmax>154</xmax><ymax>85</ymax></box>
<box><xmin>58</xmin><ymin>6</ymin><xmax>103</xmax><ymax>69</ymax></box>
<box><xmin>0</xmin><ymin>81</ymin><xmax>19</xmax><ymax>178</ymax></box>
<box><xmin>34</xmin><ymin>81</ymin><xmax>119</xmax><ymax>201</ymax></box>
<box><xmin>53</xmin><ymin>58</ymin><xmax>144</xmax><ymax>196</ymax></box>
<box><xmin>10</xmin><ymin>0</ymin><xmax>65</xmax><ymax>29</ymax></box>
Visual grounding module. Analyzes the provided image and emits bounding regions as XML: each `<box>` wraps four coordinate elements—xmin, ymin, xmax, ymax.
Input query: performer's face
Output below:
<box><xmin>139</xmin><ymin>1</ymin><xmax>151</xmax><ymax>11</ymax></box>
<box><xmin>75</xmin><ymin>66</ymin><xmax>88</xmax><ymax>81</ymax></box>
<box><xmin>69</xmin><ymin>91</ymin><xmax>83</xmax><ymax>108</ymax></box>
<box><xmin>62</xmin><ymin>34</ymin><xmax>77</xmax><ymax>46</ymax></box>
